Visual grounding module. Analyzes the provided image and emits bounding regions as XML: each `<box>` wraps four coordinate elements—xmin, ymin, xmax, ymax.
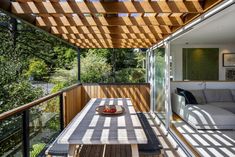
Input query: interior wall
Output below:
<box><xmin>171</xmin><ymin>44</ymin><xmax>235</xmax><ymax>81</ymax></box>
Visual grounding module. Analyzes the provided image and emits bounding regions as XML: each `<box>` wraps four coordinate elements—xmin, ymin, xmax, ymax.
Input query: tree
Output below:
<box><xmin>26</xmin><ymin>59</ymin><xmax>48</xmax><ymax>81</ymax></box>
<box><xmin>0</xmin><ymin>12</ymin><xmax>77</xmax><ymax>112</ymax></box>
<box><xmin>53</xmin><ymin>46</ymin><xmax>77</xmax><ymax>69</ymax></box>
<box><xmin>81</xmin><ymin>51</ymin><xmax>111</xmax><ymax>83</ymax></box>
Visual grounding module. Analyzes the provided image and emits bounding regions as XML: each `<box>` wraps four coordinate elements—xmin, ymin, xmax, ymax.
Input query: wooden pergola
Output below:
<box><xmin>1</xmin><ymin>0</ymin><xmax>222</xmax><ymax>48</ymax></box>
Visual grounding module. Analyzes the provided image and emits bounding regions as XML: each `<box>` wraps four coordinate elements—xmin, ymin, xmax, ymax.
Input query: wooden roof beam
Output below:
<box><xmin>74</xmin><ymin>41</ymin><xmax>152</xmax><ymax>48</ymax></box>
<box><xmin>35</xmin><ymin>15</ymin><xmax>183</xmax><ymax>27</ymax></box>
<box><xmin>50</xmin><ymin>26</ymin><xmax>165</xmax><ymax>37</ymax></box>
<box><xmin>50</xmin><ymin>25</ymin><xmax>165</xmax><ymax>34</ymax></box>
<box><xmin>63</xmin><ymin>33</ymin><xmax>159</xmax><ymax>41</ymax></box>
<box><xmin>66</xmin><ymin>38</ymin><xmax>154</xmax><ymax>45</ymax></box>
<box><xmin>12</xmin><ymin>1</ymin><xmax>204</xmax><ymax>14</ymax></box>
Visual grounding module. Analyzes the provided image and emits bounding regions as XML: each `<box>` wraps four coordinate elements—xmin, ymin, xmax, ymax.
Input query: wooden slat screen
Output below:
<box><xmin>63</xmin><ymin>85</ymin><xmax>83</xmax><ymax>126</ymax></box>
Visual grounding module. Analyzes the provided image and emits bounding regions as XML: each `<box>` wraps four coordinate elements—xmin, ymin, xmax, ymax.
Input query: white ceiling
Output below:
<box><xmin>171</xmin><ymin>4</ymin><xmax>235</xmax><ymax>45</ymax></box>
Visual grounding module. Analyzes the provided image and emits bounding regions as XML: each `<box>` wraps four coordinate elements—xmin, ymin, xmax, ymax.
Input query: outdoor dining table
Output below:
<box><xmin>57</xmin><ymin>98</ymin><xmax>148</xmax><ymax>157</ymax></box>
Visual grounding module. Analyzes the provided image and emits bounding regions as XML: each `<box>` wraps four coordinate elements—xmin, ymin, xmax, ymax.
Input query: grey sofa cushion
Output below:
<box><xmin>203</xmin><ymin>89</ymin><xmax>233</xmax><ymax>103</ymax></box>
<box><xmin>208</xmin><ymin>102</ymin><xmax>235</xmax><ymax>114</ymax></box>
<box><xmin>231</xmin><ymin>89</ymin><xmax>235</xmax><ymax>101</ymax></box>
<box><xmin>189</xmin><ymin>90</ymin><xmax>206</xmax><ymax>104</ymax></box>
<box><xmin>182</xmin><ymin>105</ymin><xmax>235</xmax><ymax>129</ymax></box>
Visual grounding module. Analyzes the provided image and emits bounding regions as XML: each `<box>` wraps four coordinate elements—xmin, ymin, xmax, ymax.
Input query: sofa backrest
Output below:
<box><xmin>188</xmin><ymin>90</ymin><xmax>206</xmax><ymax>104</ymax></box>
<box><xmin>203</xmin><ymin>89</ymin><xmax>233</xmax><ymax>103</ymax></box>
<box><xmin>231</xmin><ymin>89</ymin><xmax>235</xmax><ymax>101</ymax></box>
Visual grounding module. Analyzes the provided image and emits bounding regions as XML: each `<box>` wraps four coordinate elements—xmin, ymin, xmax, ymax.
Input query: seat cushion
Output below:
<box><xmin>45</xmin><ymin>138</ymin><xmax>69</xmax><ymax>156</ymax></box>
<box><xmin>137</xmin><ymin>113</ymin><xmax>161</xmax><ymax>154</ymax></box>
<box><xmin>181</xmin><ymin>105</ymin><xmax>235</xmax><ymax>129</ymax></box>
<box><xmin>189</xmin><ymin>90</ymin><xmax>206</xmax><ymax>104</ymax></box>
<box><xmin>203</xmin><ymin>89</ymin><xmax>233</xmax><ymax>103</ymax></box>
<box><xmin>208</xmin><ymin>102</ymin><xmax>235</xmax><ymax>114</ymax></box>
<box><xmin>231</xmin><ymin>89</ymin><xmax>235</xmax><ymax>101</ymax></box>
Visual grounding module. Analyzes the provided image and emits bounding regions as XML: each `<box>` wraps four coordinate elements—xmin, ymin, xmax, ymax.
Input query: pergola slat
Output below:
<box><xmin>63</xmin><ymin>33</ymin><xmax>160</xmax><ymax>41</ymax></box>
<box><xmin>0</xmin><ymin>0</ymin><xmax>222</xmax><ymax>48</ymax></box>
<box><xmin>12</xmin><ymin>1</ymin><xmax>204</xmax><ymax>14</ymax></box>
<box><xmin>50</xmin><ymin>26</ymin><xmax>165</xmax><ymax>37</ymax></box>
<box><xmin>35</xmin><ymin>15</ymin><xmax>183</xmax><ymax>27</ymax></box>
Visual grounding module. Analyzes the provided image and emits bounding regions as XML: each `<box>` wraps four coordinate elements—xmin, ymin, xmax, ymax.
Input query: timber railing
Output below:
<box><xmin>0</xmin><ymin>83</ymin><xmax>150</xmax><ymax>157</ymax></box>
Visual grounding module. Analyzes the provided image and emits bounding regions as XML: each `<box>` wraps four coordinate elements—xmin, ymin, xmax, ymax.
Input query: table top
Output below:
<box><xmin>57</xmin><ymin>98</ymin><xmax>147</xmax><ymax>145</ymax></box>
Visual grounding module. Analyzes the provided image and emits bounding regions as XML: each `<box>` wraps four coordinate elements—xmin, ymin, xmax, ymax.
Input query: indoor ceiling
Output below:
<box><xmin>171</xmin><ymin>3</ymin><xmax>235</xmax><ymax>45</ymax></box>
<box><xmin>0</xmin><ymin>0</ymin><xmax>222</xmax><ymax>48</ymax></box>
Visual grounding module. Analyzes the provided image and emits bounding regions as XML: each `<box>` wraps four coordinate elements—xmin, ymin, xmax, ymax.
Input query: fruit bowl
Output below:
<box><xmin>95</xmin><ymin>105</ymin><xmax>125</xmax><ymax>115</ymax></box>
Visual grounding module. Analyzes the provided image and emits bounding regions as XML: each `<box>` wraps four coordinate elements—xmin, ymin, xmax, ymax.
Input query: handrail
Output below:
<box><xmin>0</xmin><ymin>82</ymin><xmax>150</xmax><ymax>121</ymax></box>
<box><xmin>82</xmin><ymin>83</ymin><xmax>150</xmax><ymax>85</ymax></box>
<box><xmin>0</xmin><ymin>83</ymin><xmax>81</xmax><ymax>121</ymax></box>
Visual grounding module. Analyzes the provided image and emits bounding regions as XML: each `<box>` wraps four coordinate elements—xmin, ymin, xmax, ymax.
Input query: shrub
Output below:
<box><xmin>81</xmin><ymin>52</ymin><xmax>111</xmax><ymax>83</ymax></box>
<box><xmin>26</xmin><ymin>60</ymin><xmax>48</xmax><ymax>81</ymax></box>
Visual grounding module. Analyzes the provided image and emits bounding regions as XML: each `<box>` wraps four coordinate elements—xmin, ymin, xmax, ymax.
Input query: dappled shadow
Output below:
<box><xmin>174</xmin><ymin>119</ymin><xmax>235</xmax><ymax>157</ymax></box>
<box><xmin>81</xmin><ymin>84</ymin><xmax>150</xmax><ymax>112</ymax></box>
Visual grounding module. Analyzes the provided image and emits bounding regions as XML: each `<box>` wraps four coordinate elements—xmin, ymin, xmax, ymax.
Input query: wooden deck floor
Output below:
<box><xmin>172</xmin><ymin>113</ymin><xmax>235</xmax><ymax>157</ymax></box>
<box><xmin>77</xmin><ymin>113</ymin><xmax>179</xmax><ymax>157</ymax></box>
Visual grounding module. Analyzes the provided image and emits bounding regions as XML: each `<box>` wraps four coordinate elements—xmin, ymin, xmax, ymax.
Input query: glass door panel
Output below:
<box><xmin>153</xmin><ymin>48</ymin><xmax>166</xmax><ymax>124</ymax></box>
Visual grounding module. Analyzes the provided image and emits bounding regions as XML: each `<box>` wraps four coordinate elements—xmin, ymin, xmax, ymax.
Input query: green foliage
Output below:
<box><xmin>81</xmin><ymin>51</ymin><xmax>111</xmax><ymax>83</ymax></box>
<box><xmin>30</xmin><ymin>143</ymin><xmax>46</xmax><ymax>157</ymax></box>
<box><xmin>81</xmin><ymin>48</ymin><xmax>110</xmax><ymax>59</ymax></box>
<box><xmin>26</xmin><ymin>59</ymin><xmax>48</xmax><ymax>80</ymax></box>
<box><xmin>155</xmin><ymin>48</ymin><xmax>165</xmax><ymax>79</ymax></box>
<box><xmin>0</xmin><ymin>12</ymin><xmax>78</xmax><ymax>113</ymax></box>
<box><xmin>51</xmin><ymin>82</ymin><xmax>67</xmax><ymax>93</ymax></box>
<box><xmin>0</xmin><ymin>80</ymin><xmax>43</xmax><ymax>113</ymax></box>
<box><xmin>47</xmin><ymin>116</ymin><xmax>60</xmax><ymax>131</ymax></box>
<box><xmin>115</xmin><ymin>68</ymin><xmax>145</xmax><ymax>83</ymax></box>
<box><xmin>50</xmin><ymin>61</ymin><xmax>78</xmax><ymax>86</ymax></box>
<box><xmin>54</xmin><ymin>46</ymin><xmax>77</xmax><ymax>69</ymax></box>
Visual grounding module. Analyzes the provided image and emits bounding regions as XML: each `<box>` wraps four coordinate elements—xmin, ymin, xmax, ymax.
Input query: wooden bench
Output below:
<box><xmin>46</xmin><ymin>113</ymin><xmax>162</xmax><ymax>157</ymax></box>
<box><xmin>45</xmin><ymin>139</ymin><xmax>105</xmax><ymax>157</ymax></box>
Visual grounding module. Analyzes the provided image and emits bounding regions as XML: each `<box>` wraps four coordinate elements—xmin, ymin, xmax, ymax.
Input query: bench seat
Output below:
<box><xmin>137</xmin><ymin>113</ymin><xmax>162</xmax><ymax>155</ymax></box>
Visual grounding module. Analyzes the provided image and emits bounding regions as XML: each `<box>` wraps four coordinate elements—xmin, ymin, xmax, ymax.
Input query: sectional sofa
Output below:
<box><xmin>172</xmin><ymin>89</ymin><xmax>235</xmax><ymax>130</ymax></box>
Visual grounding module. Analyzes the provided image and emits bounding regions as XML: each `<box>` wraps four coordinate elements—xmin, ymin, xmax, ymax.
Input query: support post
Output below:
<box><xmin>10</xmin><ymin>17</ymin><xmax>17</xmax><ymax>46</ymax></box>
<box><xmin>59</xmin><ymin>93</ymin><xmax>64</xmax><ymax>131</ymax></box>
<box><xmin>77</xmin><ymin>48</ymin><xmax>81</xmax><ymax>82</ymax></box>
<box><xmin>164</xmin><ymin>41</ymin><xmax>172</xmax><ymax>129</ymax></box>
<box><xmin>112</xmin><ymin>48</ymin><xmax>116</xmax><ymax>82</ymax></box>
<box><xmin>22</xmin><ymin>110</ymin><xmax>30</xmax><ymax>157</ymax></box>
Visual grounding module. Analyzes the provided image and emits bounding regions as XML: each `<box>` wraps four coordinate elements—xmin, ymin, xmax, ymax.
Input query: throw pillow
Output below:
<box><xmin>176</xmin><ymin>88</ymin><xmax>198</xmax><ymax>105</ymax></box>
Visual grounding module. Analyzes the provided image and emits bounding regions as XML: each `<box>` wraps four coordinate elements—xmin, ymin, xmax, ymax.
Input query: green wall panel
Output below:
<box><xmin>183</xmin><ymin>48</ymin><xmax>219</xmax><ymax>81</ymax></box>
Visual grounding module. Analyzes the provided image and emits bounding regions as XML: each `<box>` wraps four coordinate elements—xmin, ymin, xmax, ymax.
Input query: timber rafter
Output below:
<box><xmin>0</xmin><ymin>0</ymin><xmax>223</xmax><ymax>48</ymax></box>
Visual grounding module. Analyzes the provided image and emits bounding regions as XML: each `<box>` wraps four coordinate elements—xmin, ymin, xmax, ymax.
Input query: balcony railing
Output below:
<box><xmin>0</xmin><ymin>83</ymin><xmax>150</xmax><ymax>157</ymax></box>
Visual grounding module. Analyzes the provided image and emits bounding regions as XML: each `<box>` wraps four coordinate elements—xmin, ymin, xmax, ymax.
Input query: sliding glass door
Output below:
<box><xmin>153</xmin><ymin>48</ymin><xmax>166</xmax><ymax>123</ymax></box>
<box><xmin>147</xmin><ymin>47</ymin><xmax>167</xmax><ymax>125</ymax></box>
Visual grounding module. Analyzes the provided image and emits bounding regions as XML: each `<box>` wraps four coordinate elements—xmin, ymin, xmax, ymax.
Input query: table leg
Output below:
<box><xmin>68</xmin><ymin>144</ymin><xmax>77</xmax><ymax>157</ymax></box>
<box><xmin>131</xmin><ymin>144</ymin><xmax>139</xmax><ymax>157</ymax></box>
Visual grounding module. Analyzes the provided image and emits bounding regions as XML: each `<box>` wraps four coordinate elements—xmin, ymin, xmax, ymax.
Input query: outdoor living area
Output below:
<box><xmin>1</xmin><ymin>0</ymin><xmax>233</xmax><ymax>157</ymax></box>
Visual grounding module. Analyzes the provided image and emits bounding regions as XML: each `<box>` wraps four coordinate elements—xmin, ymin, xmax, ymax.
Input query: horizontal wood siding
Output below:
<box><xmin>63</xmin><ymin>85</ymin><xmax>82</xmax><ymax>126</ymax></box>
<box><xmin>63</xmin><ymin>83</ymin><xmax>150</xmax><ymax>125</ymax></box>
<box><xmin>81</xmin><ymin>84</ymin><xmax>150</xmax><ymax>112</ymax></box>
